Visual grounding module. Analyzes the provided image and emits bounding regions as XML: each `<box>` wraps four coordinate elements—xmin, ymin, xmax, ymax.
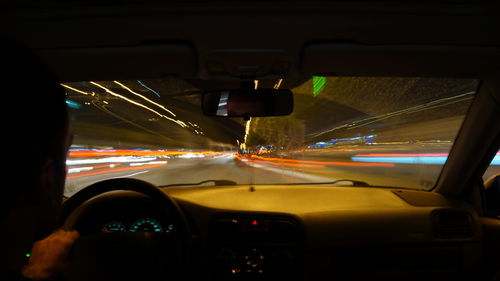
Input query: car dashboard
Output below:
<box><xmin>70</xmin><ymin>192</ymin><xmax>175</xmax><ymax>235</ymax></box>
<box><xmin>68</xmin><ymin>184</ymin><xmax>482</xmax><ymax>281</ymax></box>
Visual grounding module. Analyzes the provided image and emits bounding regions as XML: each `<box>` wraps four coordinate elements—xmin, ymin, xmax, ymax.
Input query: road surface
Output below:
<box><xmin>64</xmin><ymin>144</ymin><xmax>500</xmax><ymax>197</ymax></box>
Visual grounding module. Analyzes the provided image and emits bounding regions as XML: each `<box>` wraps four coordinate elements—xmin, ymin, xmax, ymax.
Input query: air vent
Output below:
<box><xmin>432</xmin><ymin>210</ymin><xmax>474</xmax><ymax>239</ymax></box>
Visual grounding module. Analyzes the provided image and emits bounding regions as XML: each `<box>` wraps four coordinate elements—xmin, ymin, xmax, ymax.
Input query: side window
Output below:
<box><xmin>484</xmin><ymin>149</ymin><xmax>500</xmax><ymax>182</ymax></box>
<box><xmin>484</xmin><ymin>149</ymin><xmax>500</xmax><ymax>218</ymax></box>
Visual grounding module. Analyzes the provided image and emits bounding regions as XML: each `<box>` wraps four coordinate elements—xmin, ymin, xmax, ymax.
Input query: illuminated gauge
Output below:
<box><xmin>165</xmin><ymin>224</ymin><xmax>175</xmax><ymax>232</ymax></box>
<box><xmin>129</xmin><ymin>218</ymin><xmax>163</xmax><ymax>232</ymax></box>
<box><xmin>102</xmin><ymin>221</ymin><xmax>126</xmax><ymax>233</ymax></box>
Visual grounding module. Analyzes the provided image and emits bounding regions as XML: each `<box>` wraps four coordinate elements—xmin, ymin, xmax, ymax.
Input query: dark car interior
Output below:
<box><xmin>2</xmin><ymin>1</ymin><xmax>500</xmax><ymax>281</ymax></box>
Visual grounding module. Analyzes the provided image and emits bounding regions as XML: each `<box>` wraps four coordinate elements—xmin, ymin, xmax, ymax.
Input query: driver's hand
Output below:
<box><xmin>21</xmin><ymin>229</ymin><xmax>79</xmax><ymax>281</ymax></box>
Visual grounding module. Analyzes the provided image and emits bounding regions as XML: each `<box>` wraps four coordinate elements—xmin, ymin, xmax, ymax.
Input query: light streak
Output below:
<box><xmin>66</xmin><ymin>156</ymin><xmax>157</xmax><ymax>166</ymax></box>
<box><xmin>67</xmin><ymin>167</ymin><xmax>93</xmax><ymax>174</ymax></box>
<box><xmin>67</xmin><ymin>163</ymin><xmax>166</xmax><ymax>179</ymax></box>
<box><xmin>351</xmin><ymin>153</ymin><xmax>451</xmax><ymax>165</ymax></box>
<box><xmin>234</xmin><ymin>155</ymin><xmax>325</xmax><ymax>168</ymax></box>
<box><xmin>274</xmin><ymin>79</ymin><xmax>283</xmax><ymax>89</ymax></box>
<box><xmin>61</xmin><ymin>84</ymin><xmax>90</xmax><ymax>95</ymax></box>
<box><xmin>66</xmin><ymin>100</ymin><xmax>82</xmax><ymax>109</ymax></box>
<box><xmin>89</xmin><ymin>82</ymin><xmax>187</xmax><ymax>128</ymax></box>
<box><xmin>235</xmin><ymin>154</ymin><xmax>395</xmax><ymax>167</ymax></box>
<box><xmin>68</xmin><ymin>149</ymin><xmax>220</xmax><ymax>158</ymax></box>
<box><xmin>67</xmin><ymin>164</ymin><xmax>122</xmax><ymax>174</ymax></box>
<box><xmin>252</xmin><ymin>159</ymin><xmax>325</xmax><ymax>168</ymax></box>
<box><xmin>136</xmin><ymin>80</ymin><xmax>161</xmax><ymax>97</ymax></box>
<box><xmin>179</xmin><ymin>153</ymin><xmax>205</xmax><ymax>158</ymax></box>
<box><xmin>352</xmin><ymin>156</ymin><xmax>447</xmax><ymax>165</ymax></box>
<box><xmin>309</xmin><ymin>91</ymin><xmax>476</xmax><ymax>138</ymax></box>
<box><xmin>113</xmin><ymin>81</ymin><xmax>176</xmax><ymax>117</ymax></box>
<box><xmin>354</xmin><ymin>153</ymin><xmax>449</xmax><ymax>158</ymax></box>
<box><xmin>243</xmin><ymin>118</ymin><xmax>252</xmax><ymax>149</ymax></box>
<box><xmin>312</xmin><ymin>76</ymin><xmax>326</xmax><ymax>96</ymax></box>
<box><xmin>129</xmin><ymin>161</ymin><xmax>168</xmax><ymax>166</ymax></box>
<box><xmin>254</xmin><ymin>80</ymin><xmax>259</xmax><ymax>89</ymax></box>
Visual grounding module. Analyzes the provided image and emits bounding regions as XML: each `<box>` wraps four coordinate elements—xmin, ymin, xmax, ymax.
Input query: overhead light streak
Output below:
<box><xmin>309</xmin><ymin>91</ymin><xmax>476</xmax><ymax>138</ymax></box>
<box><xmin>61</xmin><ymin>84</ymin><xmax>90</xmax><ymax>95</ymax></box>
<box><xmin>273</xmin><ymin>79</ymin><xmax>283</xmax><ymax>89</ymax></box>
<box><xmin>90</xmin><ymin>82</ymin><xmax>187</xmax><ymax>128</ymax></box>
<box><xmin>113</xmin><ymin>81</ymin><xmax>176</xmax><ymax>117</ymax></box>
<box><xmin>136</xmin><ymin>80</ymin><xmax>161</xmax><ymax>97</ymax></box>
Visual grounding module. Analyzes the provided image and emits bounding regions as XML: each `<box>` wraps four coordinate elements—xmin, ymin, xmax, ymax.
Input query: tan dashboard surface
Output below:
<box><xmin>165</xmin><ymin>185</ymin><xmax>479</xmax><ymax>247</ymax></box>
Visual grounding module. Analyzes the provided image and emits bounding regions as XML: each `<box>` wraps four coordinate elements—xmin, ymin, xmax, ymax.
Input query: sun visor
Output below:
<box><xmin>36</xmin><ymin>44</ymin><xmax>197</xmax><ymax>82</ymax></box>
<box><xmin>302</xmin><ymin>44</ymin><xmax>500</xmax><ymax>78</ymax></box>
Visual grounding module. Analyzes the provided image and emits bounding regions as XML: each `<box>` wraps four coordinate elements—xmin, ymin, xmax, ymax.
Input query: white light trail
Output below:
<box><xmin>67</xmin><ymin>167</ymin><xmax>94</xmax><ymax>174</ymax></box>
<box><xmin>242</xmin><ymin>117</ymin><xmax>252</xmax><ymax>150</ymax></box>
<box><xmin>66</xmin><ymin>156</ymin><xmax>157</xmax><ymax>166</ymax></box>
<box><xmin>309</xmin><ymin>91</ymin><xmax>476</xmax><ymax>138</ymax></box>
<box><xmin>129</xmin><ymin>161</ymin><xmax>168</xmax><ymax>166</ymax></box>
<box><xmin>113</xmin><ymin>81</ymin><xmax>176</xmax><ymax>117</ymax></box>
<box><xmin>61</xmin><ymin>84</ymin><xmax>90</xmax><ymax>95</ymax></box>
<box><xmin>89</xmin><ymin>82</ymin><xmax>187</xmax><ymax>128</ymax></box>
<box><xmin>274</xmin><ymin>79</ymin><xmax>283</xmax><ymax>89</ymax></box>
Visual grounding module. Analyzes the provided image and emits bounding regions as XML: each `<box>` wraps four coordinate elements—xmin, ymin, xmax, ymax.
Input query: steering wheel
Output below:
<box><xmin>60</xmin><ymin>178</ymin><xmax>193</xmax><ymax>281</ymax></box>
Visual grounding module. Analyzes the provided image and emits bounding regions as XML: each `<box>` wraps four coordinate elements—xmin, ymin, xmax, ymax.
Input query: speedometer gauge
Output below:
<box><xmin>102</xmin><ymin>221</ymin><xmax>126</xmax><ymax>233</ymax></box>
<box><xmin>129</xmin><ymin>218</ymin><xmax>163</xmax><ymax>232</ymax></box>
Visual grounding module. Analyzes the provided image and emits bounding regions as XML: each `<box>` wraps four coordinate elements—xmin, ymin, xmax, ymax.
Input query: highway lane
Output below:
<box><xmin>64</xmin><ymin>155</ymin><xmax>335</xmax><ymax>197</ymax></box>
<box><xmin>63</xmin><ymin>144</ymin><xmax>500</xmax><ymax>197</ymax></box>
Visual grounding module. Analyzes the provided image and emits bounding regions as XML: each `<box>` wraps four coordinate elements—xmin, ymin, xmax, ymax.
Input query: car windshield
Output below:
<box><xmin>63</xmin><ymin>77</ymin><xmax>479</xmax><ymax>197</ymax></box>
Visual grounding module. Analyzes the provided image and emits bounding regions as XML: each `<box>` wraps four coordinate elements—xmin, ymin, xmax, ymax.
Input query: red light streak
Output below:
<box><xmin>235</xmin><ymin>154</ymin><xmax>394</xmax><ymax>168</ymax></box>
<box><xmin>69</xmin><ymin>149</ymin><xmax>220</xmax><ymax>158</ymax></box>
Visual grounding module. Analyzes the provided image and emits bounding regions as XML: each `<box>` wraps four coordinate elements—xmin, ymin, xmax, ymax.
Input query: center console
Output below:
<box><xmin>208</xmin><ymin>214</ymin><xmax>303</xmax><ymax>280</ymax></box>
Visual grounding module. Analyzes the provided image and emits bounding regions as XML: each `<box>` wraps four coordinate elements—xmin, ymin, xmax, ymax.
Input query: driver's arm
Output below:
<box><xmin>21</xmin><ymin>230</ymin><xmax>79</xmax><ymax>281</ymax></box>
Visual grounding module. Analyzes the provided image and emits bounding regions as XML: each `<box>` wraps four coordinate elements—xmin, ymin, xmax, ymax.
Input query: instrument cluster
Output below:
<box><xmin>101</xmin><ymin>217</ymin><xmax>175</xmax><ymax>233</ymax></box>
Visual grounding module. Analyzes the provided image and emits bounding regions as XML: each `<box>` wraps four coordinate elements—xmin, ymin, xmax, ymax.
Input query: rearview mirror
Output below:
<box><xmin>202</xmin><ymin>89</ymin><xmax>293</xmax><ymax>117</ymax></box>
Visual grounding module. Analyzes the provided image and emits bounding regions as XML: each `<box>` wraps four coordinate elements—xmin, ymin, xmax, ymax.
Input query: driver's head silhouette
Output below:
<box><xmin>0</xmin><ymin>38</ymin><xmax>78</xmax><ymax>281</ymax></box>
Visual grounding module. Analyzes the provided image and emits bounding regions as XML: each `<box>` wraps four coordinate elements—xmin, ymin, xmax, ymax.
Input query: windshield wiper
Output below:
<box><xmin>329</xmin><ymin>179</ymin><xmax>371</xmax><ymax>187</ymax></box>
<box><xmin>160</xmin><ymin>179</ymin><xmax>237</xmax><ymax>188</ymax></box>
<box><xmin>283</xmin><ymin>179</ymin><xmax>413</xmax><ymax>189</ymax></box>
<box><xmin>280</xmin><ymin>179</ymin><xmax>373</xmax><ymax>187</ymax></box>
